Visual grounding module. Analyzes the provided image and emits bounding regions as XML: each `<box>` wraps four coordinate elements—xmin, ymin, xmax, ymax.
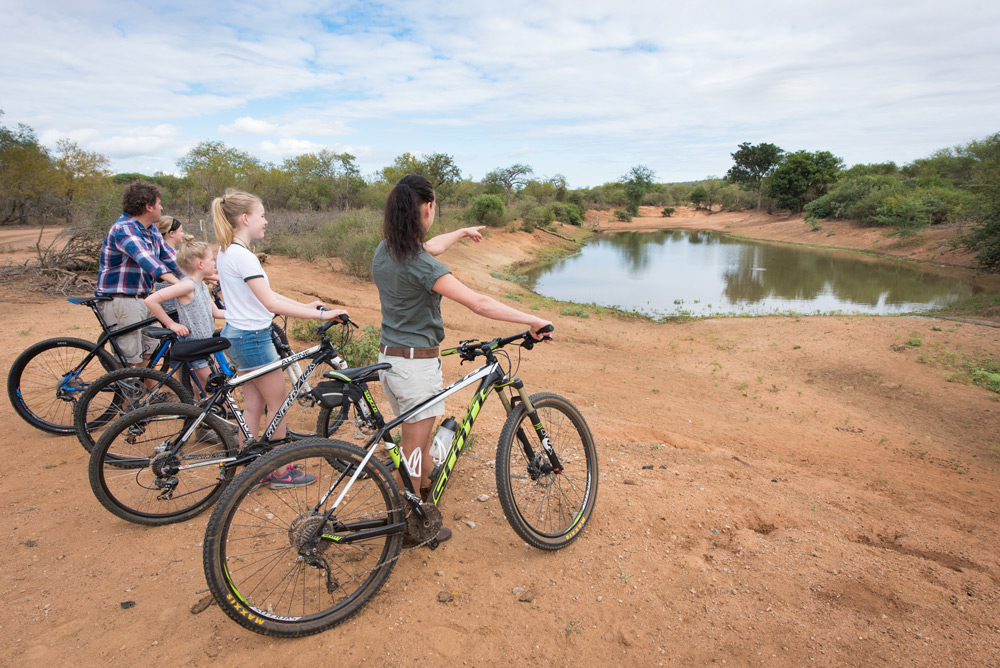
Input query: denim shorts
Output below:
<box><xmin>221</xmin><ymin>323</ymin><xmax>279</xmax><ymax>372</ymax></box>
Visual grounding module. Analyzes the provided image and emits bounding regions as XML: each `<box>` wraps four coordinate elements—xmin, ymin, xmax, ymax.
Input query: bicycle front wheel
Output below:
<box><xmin>73</xmin><ymin>366</ymin><xmax>193</xmax><ymax>453</ymax></box>
<box><xmin>496</xmin><ymin>392</ymin><xmax>598</xmax><ymax>550</ymax></box>
<box><xmin>7</xmin><ymin>337</ymin><xmax>119</xmax><ymax>434</ymax></box>
<box><xmin>203</xmin><ymin>438</ymin><xmax>404</xmax><ymax>637</ymax></box>
<box><xmin>88</xmin><ymin>403</ymin><xmax>237</xmax><ymax>525</ymax></box>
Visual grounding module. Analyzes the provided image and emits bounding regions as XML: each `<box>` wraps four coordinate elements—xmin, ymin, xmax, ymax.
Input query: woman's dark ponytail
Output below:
<box><xmin>384</xmin><ymin>175</ymin><xmax>434</xmax><ymax>263</ymax></box>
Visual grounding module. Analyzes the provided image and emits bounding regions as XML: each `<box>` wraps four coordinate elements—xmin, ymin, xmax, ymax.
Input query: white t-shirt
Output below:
<box><xmin>217</xmin><ymin>244</ymin><xmax>274</xmax><ymax>330</ymax></box>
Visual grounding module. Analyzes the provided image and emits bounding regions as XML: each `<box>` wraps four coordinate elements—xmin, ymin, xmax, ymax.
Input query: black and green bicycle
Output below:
<box><xmin>201</xmin><ymin>324</ymin><xmax>598</xmax><ymax>637</ymax></box>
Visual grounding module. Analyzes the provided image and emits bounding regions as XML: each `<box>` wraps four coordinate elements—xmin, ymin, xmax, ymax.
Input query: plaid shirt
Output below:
<box><xmin>95</xmin><ymin>213</ymin><xmax>182</xmax><ymax>296</ymax></box>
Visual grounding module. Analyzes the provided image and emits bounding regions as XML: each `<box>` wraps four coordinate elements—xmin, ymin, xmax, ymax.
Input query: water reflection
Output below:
<box><xmin>523</xmin><ymin>230</ymin><xmax>993</xmax><ymax>316</ymax></box>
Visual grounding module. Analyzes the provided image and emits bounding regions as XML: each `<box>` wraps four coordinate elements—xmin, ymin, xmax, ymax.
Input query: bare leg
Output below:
<box><xmin>399</xmin><ymin>417</ymin><xmax>435</xmax><ymax>493</ymax></box>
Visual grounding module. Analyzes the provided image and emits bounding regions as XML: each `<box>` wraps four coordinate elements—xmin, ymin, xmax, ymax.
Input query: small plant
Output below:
<box><xmin>560</xmin><ymin>305</ymin><xmax>590</xmax><ymax>318</ymax></box>
<box><xmin>805</xmin><ymin>214</ymin><xmax>822</xmax><ymax>231</ymax></box>
<box><xmin>18</xmin><ymin>326</ymin><xmax>33</xmax><ymax>336</ymax></box>
<box><xmin>503</xmin><ymin>293</ymin><xmax>522</xmax><ymax>303</ymax></box>
<box><xmin>906</xmin><ymin>338</ymin><xmax>923</xmax><ymax>347</ymax></box>
<box><xmin>565</xmin><ymin>620</ymin><xmax>584</xmax><ymax>635</ymax></box>
<box><xmin>21</xmin><ymin>539</ymin><xmax>37</xmax><ymax>548</ymax></box>
<box><xmin>614</xmin><ymin>209</ymin><xmax>632</xmax><ymax>222</ymax></box>
<box><xmin>661</xmin><ymin>206</ymin><xmax>676</xmax><ymax>217</ymax></box>
<box><xmin>616</xmin><ymin>563</ymin><xmax>630</xmax><ymax>583</ymax></box>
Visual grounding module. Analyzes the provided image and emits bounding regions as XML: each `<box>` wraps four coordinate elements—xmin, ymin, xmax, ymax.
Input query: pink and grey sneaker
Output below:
<box><xmin>266</xmin><ymin>466</ymin><xmax>316</xmax><ymax>489</ymax></box>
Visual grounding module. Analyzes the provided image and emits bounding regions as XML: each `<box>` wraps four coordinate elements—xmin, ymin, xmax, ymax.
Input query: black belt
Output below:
<box><xmin>379</xmin><ymin>344</ymin><xmax>440</xmax><ymax>359</ymax></box>
<box><xmin>102</xmin><ymin>293</ymin><xmax>149</xmax><ymax>299</ymax></box>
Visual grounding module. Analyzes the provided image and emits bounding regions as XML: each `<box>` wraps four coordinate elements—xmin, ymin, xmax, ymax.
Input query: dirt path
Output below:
<box><xmin>1</xmin><ymin>216</ymin><xmax>999</xmax><ymax>666</ymax></box>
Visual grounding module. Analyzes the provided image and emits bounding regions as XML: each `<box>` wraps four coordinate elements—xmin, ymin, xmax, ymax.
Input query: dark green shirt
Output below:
<box><xmin>372</xmin><ymin>241</ymin><xmax>452</xmax><ymax>348</ymax></box>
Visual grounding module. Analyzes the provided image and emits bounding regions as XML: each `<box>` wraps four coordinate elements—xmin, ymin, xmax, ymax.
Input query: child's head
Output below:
<box><xmin>176</xmin><ymin>239</ymin><xmax>213</xmax><ymax>275</ymax></box>
<box><xmin>211</xmin><ymin>189</ymin><xmax>263</xmax><ymax>250</ymax></box>
<box><xmin>155</xmin><ymin>215</ymin><xmax>182</xmax><ymax>237</ymax></box>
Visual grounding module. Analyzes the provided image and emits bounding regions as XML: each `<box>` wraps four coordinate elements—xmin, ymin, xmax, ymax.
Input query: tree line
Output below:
<box><xmin>2</xmin><ymin>109</ymin><xmax>998</xmax><ymax>272</ymax></box>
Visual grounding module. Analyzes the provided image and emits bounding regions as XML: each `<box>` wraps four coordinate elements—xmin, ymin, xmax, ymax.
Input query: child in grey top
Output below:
<box><xmin>146</xmin><ymin>240</ymin><xmax>226</xmax><ymax>391</ymax></box>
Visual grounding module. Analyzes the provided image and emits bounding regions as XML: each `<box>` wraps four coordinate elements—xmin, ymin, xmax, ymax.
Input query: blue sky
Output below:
<box><xmin>3</xmin><ymin>0</ymin><xmax>999</xmax><ymax>187</ymax></box>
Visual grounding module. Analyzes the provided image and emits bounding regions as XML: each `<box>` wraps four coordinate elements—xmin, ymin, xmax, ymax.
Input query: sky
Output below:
<box><xmin>2</xmin><ymin>0</ymin><xmax>999</xmax><ymax>188</ymax></box>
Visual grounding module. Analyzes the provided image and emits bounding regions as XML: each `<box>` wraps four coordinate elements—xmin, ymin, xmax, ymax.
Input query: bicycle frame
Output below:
<box><xmin>168</xmin><ymin>340</ymin><xmax>345</xmax><ymax>473</ymax></box>
<box><xmin>58</xmin><ymin>298</ymin><xmax>177</xmax><ymax>397</ymax></box>
<box><xmin>326</xmin><ymin>350</ymin><xmax>559</xmax><ymax>519</ymax></box>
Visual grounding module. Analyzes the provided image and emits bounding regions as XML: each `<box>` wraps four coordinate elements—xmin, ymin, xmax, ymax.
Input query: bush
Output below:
<box><xmin>468</xmin><ymin>194</ymin><xmax>506</xmax><ymax>227</ymax></box>
<box><xmin>549</xmin><ymin>201</ymin><xmax>584</xmax><ymax>226</ymax></box>
<box><xmin>614</xmin><ymin>209</ymin><xmax>632</xmax><ymax>222</ymax></box>
<box><xmin>661</xmin><ymin>207</ymin><xmax>675</xmax><ymax>217</ymax></box>
<box><xmin>522</xmin><ymin>204</ymin><xmax>555</xmax><ymax>230</ymax></box>
<box><xmin>875</xmin><ymin>194</ymin><xmax>930</xmax><ymax>238</ymax></box>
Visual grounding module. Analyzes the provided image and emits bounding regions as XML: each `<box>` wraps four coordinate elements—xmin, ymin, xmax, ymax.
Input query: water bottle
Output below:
<box><xmin>429</xmin><ymin>417</ymin><xmax>458</xmax><ymax>466</ymax></box>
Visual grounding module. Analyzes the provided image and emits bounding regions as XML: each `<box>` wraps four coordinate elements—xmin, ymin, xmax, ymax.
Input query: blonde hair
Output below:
<box><xmin>176</xmin><ymin>239</ymin><xmax>212</xmax><ymax>274</ymax></box>
<box><xmin>212</xmin><ymin>189</ymin><xmax>262</xmax><ymax>250</ymax></box>
<box><xmin>155</xmin><ymin>215</ymin><xmax>182</xmax><ymax>237</ymax></box>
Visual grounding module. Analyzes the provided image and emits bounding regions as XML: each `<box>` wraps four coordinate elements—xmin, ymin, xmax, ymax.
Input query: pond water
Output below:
<box><xmin>522</xmin><ymin>230</ymin><xmax>995</xmax><ymax>317</ymax></box>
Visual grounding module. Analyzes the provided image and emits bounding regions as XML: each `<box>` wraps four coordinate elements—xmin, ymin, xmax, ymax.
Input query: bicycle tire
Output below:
<box><xmin>203</xmin><ymin>438</ymin><xmax>403</xmax><ymax>637</ymax></box>
<box><xmin>7</xmin><ymin>337</ymin><xmax>120</xmax><ymax>434</ymax></box>
<box><xmin>88</xmin><ymin>402</ymin><xmax>237</xmax><ymax>525</ymax></box>
<box><xmin>315</xmin><ymin>403</ymin><xmax>349</xmax><ymax>437</ymax></box>
<box><xmin>495</xmin><ymin>392</ymin><xmax>598</xmax><ymax>550</ymax></box>
<box><xmin>73</xmin><ymin>366</ymin><xmax>194</xmax><ymax>453</ymax></box>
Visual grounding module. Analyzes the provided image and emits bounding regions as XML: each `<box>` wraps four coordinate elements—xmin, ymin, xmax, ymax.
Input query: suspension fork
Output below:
<box><xmin>503</xmin><ymin>379</ymin><xmax>564</xmax><ymax>474</ymax></box>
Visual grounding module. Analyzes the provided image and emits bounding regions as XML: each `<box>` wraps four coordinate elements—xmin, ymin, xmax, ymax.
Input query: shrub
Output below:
<box><xmin>468</xmin><ymin>194</ymin><xmax>506</xmax><ymax>227</ymax></box>
<box><xmin>522</xmin><ymin>205</ymin><xmax>555</xmax><ymax>229</ymax></box>
<box><xmin>614</xmin><ymin>209</ymin><xmax>632</xmax><ymax>222</ymax></box>
<box><xmin>549</xmin><ymin>201</ymin><xmax>584</xmax><ymax>226</ymax></box>
<box><xmin>661</xmin><ymin>206</ymin><xmax>675</xmax><ymax>217</ymax></box>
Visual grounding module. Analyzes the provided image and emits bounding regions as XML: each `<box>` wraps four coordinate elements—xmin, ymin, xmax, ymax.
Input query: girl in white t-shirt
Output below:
<box><xmin>212</xmin><ymin>189</ymin><xmax>347</xmax><ymax>489</ymax></box>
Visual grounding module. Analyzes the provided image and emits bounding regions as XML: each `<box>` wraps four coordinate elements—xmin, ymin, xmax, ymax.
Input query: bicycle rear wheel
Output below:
<box><xmin>88</xmin><ymin>403</ymin><xmax>237</xmax><ymax>525</ymax></box>
<box><xmin>495</xmin><ymin>392</ymin><xmax>598</xmax><ymax>550</ymax></box>
<box><xmin>203</xmin><ymin>438</ymin><xmax>403</xmax><ymax>637</ymax></box>
<box><xmin>73</xmin><ymin>366</ymin><xmax>193</xmax><ymax>453</ymax></box>
<box><xmin>7</xmin><ymin>337</ymin><xmax>119</xmax><ymax>434</ymax></box>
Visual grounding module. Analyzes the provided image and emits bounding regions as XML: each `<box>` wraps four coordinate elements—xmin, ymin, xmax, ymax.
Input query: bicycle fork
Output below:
<box><xmin>502</xmin><ymin>380</ymin><xmax>564</xmax><ymax>476</ymax></box>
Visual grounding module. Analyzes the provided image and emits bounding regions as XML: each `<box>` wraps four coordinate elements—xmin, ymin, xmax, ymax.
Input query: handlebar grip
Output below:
<box><xmin>537</xmin><ymin>324</ymin><xmax>554</xmax><ymax>335</ymax></box>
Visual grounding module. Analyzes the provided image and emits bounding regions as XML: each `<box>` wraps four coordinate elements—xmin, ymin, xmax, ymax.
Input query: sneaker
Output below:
<box><xmin>267</xmin><ymin>466</ymin><xmax>316</xmax><ymax>489</ymax></box>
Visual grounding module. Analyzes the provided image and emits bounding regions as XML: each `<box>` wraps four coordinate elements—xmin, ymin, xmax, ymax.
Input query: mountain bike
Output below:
<box><xmin>87</xmin><ymin>316</ymin><xmax>357</xmax><ymax>525</ymax></box>
<box><xmin>6</xmin><ymin>294</ymin><xmax>178</xmax><ymax>434</ymax></box>
<box><xmin>73</xmin><ymin>316</ymin><xmax>326</xmax><ymax>454</ymax></box>
<box><xmin>201</xmin><ymin>325</ymin><xmax>598</xmax><ymax>637</ymax></box>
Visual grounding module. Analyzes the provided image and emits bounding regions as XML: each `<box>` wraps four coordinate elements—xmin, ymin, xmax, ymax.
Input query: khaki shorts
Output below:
<box><xmin>97</xmin><ymin>296</ymin><xmax>157</xmax><ymax>364</ymax></box>
<box><xmin>377</xmin><ymin>352</ymin><xmax>445</xmax><ymax>424</ymax></box>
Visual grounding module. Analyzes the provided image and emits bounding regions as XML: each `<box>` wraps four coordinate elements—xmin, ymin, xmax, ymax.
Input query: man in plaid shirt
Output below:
<box><xmin>95</xmin><ymin>180</ymin><xmax>182</xmax><ymax>365</ymax></box>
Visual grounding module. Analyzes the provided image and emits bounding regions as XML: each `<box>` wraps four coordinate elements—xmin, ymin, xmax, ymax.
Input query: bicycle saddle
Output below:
<box><xmin>170</xmin><ymin>337</ymin><xmax>231</xmax><ymax>362</ymax></box>
<box><xmin>67</xmin><ymin>295</ymin><xmax>112</xmax><ymax>305</ymax></box>
<box><xmin>323</xmin><ymin>362</ymin><xmax>391</xmax><ymax>384</ymax></box>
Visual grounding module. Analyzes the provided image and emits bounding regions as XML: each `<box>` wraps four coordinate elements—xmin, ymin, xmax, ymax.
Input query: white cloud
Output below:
<box><xmin>3</xmin><ymin>0</ymin><xmax>999</xmax><ymax>184</ymax></box>
<box><xmin>220</xmin><ymin>117</ymin><xmax>278</xmax><ymax>135</ymax></box>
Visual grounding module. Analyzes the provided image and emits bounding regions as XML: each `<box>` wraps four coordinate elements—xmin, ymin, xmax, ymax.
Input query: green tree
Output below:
<box><xmin>622</xmin><ymin>165</ymin><xmax>656</xmax><ymax>215</ymax></box>
<box><xmin>53</xmin><ymin>140</ymin><xmax>111</xmax><ymax>223</ymax></box>
<box><xmin>726</xmin><ymin>142</ymin><xmax>784</xmax><ymax>210</ymax></box>
<box><xmin>0</xmin><ymin>114</ymin><xmax>55</xmax><ymax>224</ymax></box>
<box><xmin>767</xmin><ymin>150</ymin><xmax>844</xmax><ymax>212</ymax></box>
<box><xmin>468</xmin><ymin>194</ymin><xmax>505</xmax><ymax>227</ymax></box>
<box><xmin>690</xmin><ymin>185</ymin><xmax>707</xmax><ymax>209</ymax></box>
<box><xmin>483</xmin><ymin>164</ymin><xmax>533</xmax><ymax>206</ymax></box>
<box><xmin>958</xmin><ymin>133</ymin><xmax>1000</xmax><ymax>272</ymax></box>
<box><xmin>177</xmin><ymin>140</ymin><xmax>262</xmax><ymax>206</ymax></box>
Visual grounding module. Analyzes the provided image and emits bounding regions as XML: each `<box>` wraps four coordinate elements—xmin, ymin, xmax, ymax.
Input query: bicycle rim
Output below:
<box><xmin>203</xmin><ymin>439</ymin><xmax>403</xmax><ymax>637</ymax></box>
<box><xmin>74</xmin><ymin>367</ymin><xmax>192</xmax><ymax>454</ymax></box>
<box><xmin>8</xmin><ymin>338</ymin><xmax>118</xmax><ymax>434</ymax></box>
<box><xmin>496</xmin><ymin>393</ymin><xmax>598</xmax><ymax>550</ymax></box>
<box><xmin>89</xmin><ymin>403</ymin><xmax>236</xmax><ymax>525</ymax></box>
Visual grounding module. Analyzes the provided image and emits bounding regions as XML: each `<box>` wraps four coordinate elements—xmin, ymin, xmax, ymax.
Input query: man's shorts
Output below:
<box><xmin>377</xmin><ymin>353</ymin><xmax>445</xmax><ymax>424</ymax></box>
<box><xmin>97</xmin><ymin>296</ymin><xmax>157</xmax><ymax>364</ymax></box>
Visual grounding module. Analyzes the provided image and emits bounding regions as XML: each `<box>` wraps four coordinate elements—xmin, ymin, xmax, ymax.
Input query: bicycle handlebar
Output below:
<box><xmin>442</xmin><ymin>324</ymin><xmax>554</xmax><ymax>361</ymax></box>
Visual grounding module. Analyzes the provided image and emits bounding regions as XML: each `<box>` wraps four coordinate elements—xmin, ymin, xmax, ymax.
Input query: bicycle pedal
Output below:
<box><xmin>427</xmin><ymin>538</ymin><xmax>439</xmax><ymax>551</ymax></box>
